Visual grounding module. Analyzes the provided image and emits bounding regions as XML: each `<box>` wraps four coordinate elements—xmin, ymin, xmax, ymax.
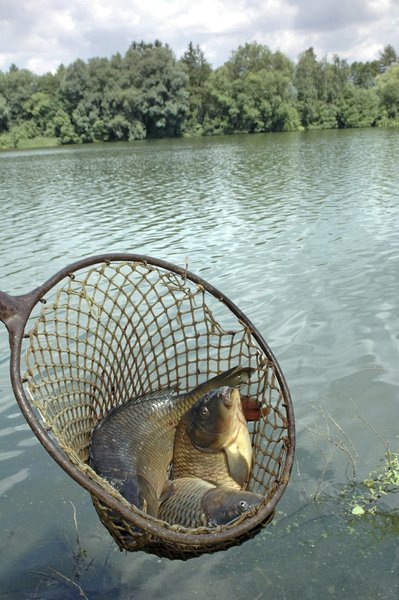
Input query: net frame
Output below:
<box><xmin>0</xmin><ymin>253</ymin><xmax>295</xmax><ymax>560</ymax></box>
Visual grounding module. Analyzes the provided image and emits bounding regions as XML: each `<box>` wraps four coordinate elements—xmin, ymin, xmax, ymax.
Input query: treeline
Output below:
<box><xmin>0</xmin><ymin>40</ymin><xmax>399</xmax><ymax>148</ymax></box>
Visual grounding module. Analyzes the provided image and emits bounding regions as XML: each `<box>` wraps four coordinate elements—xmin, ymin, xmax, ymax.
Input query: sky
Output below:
<box><xmin>0</xmin><ymin>0</ymin><xmax>398</xmax><ymax>74</ymax></box>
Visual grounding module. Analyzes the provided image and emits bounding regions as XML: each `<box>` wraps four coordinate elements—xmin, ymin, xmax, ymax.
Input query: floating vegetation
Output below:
<box><xmin>297</xmin><ymin>397</ymin><xmax>398</xmax><ymax>532</ymax></box>
<box><xmin>349</xmin><ymin>451</ymin><xmax>399</xmax><ymax>516</ymax></box>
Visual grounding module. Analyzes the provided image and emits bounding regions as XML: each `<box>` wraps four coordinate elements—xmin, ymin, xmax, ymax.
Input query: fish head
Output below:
<box><xmin>185</xmin><ymin>386</ymin><xmax>241</xmax><ymax>451</ymax></box>
<box><xmin>203</xmin><ymin>486</ymin><xmax>263</xmax><ymax>527</ymax></box>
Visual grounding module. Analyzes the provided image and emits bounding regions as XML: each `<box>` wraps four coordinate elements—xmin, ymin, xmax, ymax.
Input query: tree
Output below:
<box><xmin>274</xmin><ymin>101</ymin><xmax>301</xmax><ymax>132</ymax></box>
<box><xmin>0</xmin><ymin>66</ymin><xmax>37</xmax><ymax>122</ymax></box>
<box><xmin>350</xmin><ymin>61</ymin><xmax>379</xmax><ymax>88</ymax></box>
<box><xmin>23</xmin><ymin>92</ymin><xmax>58</xmax><ymax>133</ymax></box>
<box><xmin>180</xmin><ymin>42</ymin><xmax>211</xmax><ymax>130</ymax></box>
<box><xmin>376</xmin><ymin>63</ymin><xmax>399</xmax><ymax>121</ymax></box>
<box><xmin>71</xmin><ymin>98</ymin><xmax>99</xmax><ymax>142</ymax></box>
<box><xmin>232</xmin><ymin>68</ymin><xmax>297</xmax><ymax>132</ymax></box>
<box><xmin>378</xmin><ymin>44</ymin><xmax>398</xmax><ymax>73</ymax></box>
<box><xmin>61</xmin><ymin>59</ymin><xmax>90</xmax><ymax>111</ymax></box>
<box><xmin>294</xmin><ymin>50</ymin><xmax>354</xmax><ymax>129</ymax></box>
<box><xmin>124</xmin><ymin>41</ymin><xmax>189</xmax><ymax>137</ymax></box>
<box><xmin>48</xmin><ymin>108</ymin><xmax>78</xmax><ymax>143</ymax></box>
<box><xmin>36</xmin><ymin>71</ymin><xmax>62</xmax><ymax>96</ymax></box>
<box><xmin>202</xmin><ymin>65</ymin><xmax>237</xmax><ymax>134</ymax></box>
<box><xmin>339</xmin><ymin>84</ymin><xmax>379</xmax><ymax>127</ymax></box>
<box><xmin>0</xmin><ymin>93</ymin><xmax>10</xmax><ymax>132</ymax></box>
<box><xmin>2</xmin><ymin>38</ymin><xmax>399</xmax><ymax>148</ymax></box>
<box><xmin>294</xmin><ymin>48</ymin><xmax>321</xmax><ymax>127</ymax></box>
<box><xmin>227</xmin><ymin>42</ymin><xmax>274</xmax><ymax>78</ymax></box>
<box><xmin>326</xmin><ymin>55</ymin><xmax>350</xmax><ymax>103</ymax></box>
<box><xmin>181</xmin><ymin>42</ymin><xmax>211</xmax><ymax>88</ymax></box>
<box><xmin>210</xmin><ymin>42</ymin><xmax>298</xmax><ymax>133</ymax></box>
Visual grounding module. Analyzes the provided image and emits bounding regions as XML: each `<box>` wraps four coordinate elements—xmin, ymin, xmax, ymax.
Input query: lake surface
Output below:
<box><xmin>0</xmin><ymin>129</ymin><xmax>398</xmax><ymax>599</ymax></box>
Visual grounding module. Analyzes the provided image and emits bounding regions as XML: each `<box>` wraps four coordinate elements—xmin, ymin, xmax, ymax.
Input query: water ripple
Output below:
<box><xmin>0</xmin><ymin>468</ymin><xmax>29</xmax><ymax>497</ymax></box>
<box><xmin>1</xmin><ymin>130</ymin><xmax>399</xmax><ymax>590</ymax></box>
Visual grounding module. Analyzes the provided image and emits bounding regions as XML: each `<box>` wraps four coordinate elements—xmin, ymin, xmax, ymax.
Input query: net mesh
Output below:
<box><xmin>21</xmin><ymin>260</ymin><xmax>292</xmax><ymax>559</ymax></box>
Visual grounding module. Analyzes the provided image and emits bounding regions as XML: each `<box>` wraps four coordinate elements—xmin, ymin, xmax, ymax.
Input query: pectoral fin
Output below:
<box><xmin>224</xmin><ymin>445</ymin><xmax>250</xmax><ymax>487</ymax></box>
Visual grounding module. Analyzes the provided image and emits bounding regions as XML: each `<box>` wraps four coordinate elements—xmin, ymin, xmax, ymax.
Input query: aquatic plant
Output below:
<box><xmin>350</xmin><ymin>451</ymin><xmax>399</xmax><ymax>516</ymax></box>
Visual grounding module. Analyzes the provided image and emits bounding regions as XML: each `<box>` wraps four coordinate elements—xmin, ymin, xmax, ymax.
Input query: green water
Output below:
<box><xmin>0</xmin><ymin>129</ymin><xmax>398</xmax><ymax>599</ymax></box>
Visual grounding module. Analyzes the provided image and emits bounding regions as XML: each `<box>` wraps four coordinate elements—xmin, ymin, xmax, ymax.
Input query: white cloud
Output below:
<box><xmin>0</xmin><ymin>0</ymin><xmax>398</xmax><ymax>74</ymax></box>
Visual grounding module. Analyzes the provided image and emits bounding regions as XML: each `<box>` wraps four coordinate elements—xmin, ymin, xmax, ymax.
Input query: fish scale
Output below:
<box><xmin>159</xmin><ymin>477</ymin><xmax>263</xmax><ymax>528</ymax></box>
<box><xmin>89</xmin><ymin>365</ymin><xmax>254</xmax><ymax>516</ymax></box>
<box><xmin>170</xmin><ymin>386</ymin><xmax>253</xmax><ymax>489</ymax></box>
<box><xmin>171</xmin><ymin>420</ymin><xmax>241</xmax><ymax>488</ymax></box>
<box><xmin>159</xmin><ymin>477</ymin><xmax>215</xmax><ymax>527</ymax></box>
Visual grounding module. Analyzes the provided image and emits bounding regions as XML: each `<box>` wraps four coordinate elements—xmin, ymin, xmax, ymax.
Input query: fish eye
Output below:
<box><xmin>200</xmin><ymin>406</ymin><xmax>209</xmax><ymax>417</ymax></box>
<box><xmin>238</xmin><ymin>500</ymin><xmax>249</xmax><ymax>512</ymax></box>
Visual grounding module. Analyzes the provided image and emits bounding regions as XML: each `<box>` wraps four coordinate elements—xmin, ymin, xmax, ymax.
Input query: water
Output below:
<box><xmin>0</xmin><ymin>129</ymin><xmax>398</xmax><ymax>599</ymax></box>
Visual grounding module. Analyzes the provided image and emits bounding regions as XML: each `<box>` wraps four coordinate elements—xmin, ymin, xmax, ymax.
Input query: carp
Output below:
<box><xmin>159</xmin><ymin>477</ymin><xmax>262</xmax><ymax>528</ymax></box>
<box><xmin>171</xmin><ymin>386</ymin><xmax>253</xmax><ymax>489</ymax></box>
<box><xmin>89</xmin><ymin>365</ymin><xmax>254</xmax><ymax>516</ymax></box>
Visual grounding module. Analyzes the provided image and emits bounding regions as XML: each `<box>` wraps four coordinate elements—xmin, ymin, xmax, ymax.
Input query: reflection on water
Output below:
<box><xmin>1</xmin><ymin>128</ymin><xmax>398</xmax><ymax>598</ymax></box>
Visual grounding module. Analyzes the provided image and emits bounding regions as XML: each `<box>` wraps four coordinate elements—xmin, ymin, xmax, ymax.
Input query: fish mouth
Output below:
<box><xmin>220</xmin><ymin>387</ymin><xmax>233</xmax><ymax>408</ymax></box>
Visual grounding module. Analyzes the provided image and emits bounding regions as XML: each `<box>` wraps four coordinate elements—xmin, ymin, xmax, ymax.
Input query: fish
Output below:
<box><xmin>170</xmin><ymin>386</ymin><xmax>253</xmax><ymax>489</ymax></box>
<box><xmin>89</xmin><ymin>365</ymin><xmax>255</xmax><ymax>516</ymax></box>
<box><xmin>159</xmin><ymin>477</ymin><xmax>263</xmax><ymax>528</ymax></box>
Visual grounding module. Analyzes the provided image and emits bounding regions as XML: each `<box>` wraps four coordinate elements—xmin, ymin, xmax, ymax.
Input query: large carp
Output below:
<box><xmin>159</xmin><ymin>477</ymin><xmax>263</xmax><ymax>528</ymax></box>
<box><xmin>89</xmin><ymin>366</ymin><xmax>254</xmax><ymax>516</ymax></box>
<box><xmin>171</xmin><ymin>386</ymin><xmax>253</xmax><ymax>489</ymax></box>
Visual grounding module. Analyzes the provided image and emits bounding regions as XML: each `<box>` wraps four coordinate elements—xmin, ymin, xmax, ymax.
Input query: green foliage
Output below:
<box><xmin>49</xmin><ymin>108</ymin><xmax>79</xmax><ymax>144</ymax></box>
<box><xmin>202</xmin><ymin>43</ymin><xmax>298</xmax><ymax>134</ymax></box>
<box><xmin>0</xmin><ymin>133</ymin><xmax>11</xmax><ymax>149</ymax></box>
<box><xmin>227</xmin><ymin>42</ymin><xmax>275</xmax><ymax>78</ymax></box>
<box><xmin>0</xmin><ymin>40</ymin><xmax>398</xmax><ymax>149</ymax></box>
<box><xmin>376</xmin><ymin>63</ymin><xmax>399</xmax><ymax>120</ymax></box>
<box><xmin>0</xmin><ymin>120</ymin><xmax>39</xmax><ymax>148</ymax></box>
<box><xmin>122</xmin><ymin>41</ymin><xmax>189</xmax><ymax>138</ymax></box>
<box><xmin>62</xmin><ymin>59</ymin><xmax>91</xmax><ymax>111</ymax></box>
<box><xmin>201</xmin><ymin>65</ymin><xmax>236</xmax><ymax>134</ymax></box>
<box><xmin>0</xmin><ymin>65</ymin><xmax>37</xmax><ymax>122</ymax></box>
<box><xmin>181</xmin><ymin>42</ymin><xmax>211</xmax><ymax>131</ymax></box>
<box><xmin>23</xmin><ymin>91</ymin><xmax>58</xmax><ymax>132</ymax></box>
<box><xmin>350</xmin><ymin>451</ymin><xmax>399</xmax><ymax>516</ymax></box>
<box><xmin>0</xmin><ymin>93</ymin><xmax>10</xmax><ymax>132</ymax></box>
<box><xmin>378</xmin><ymin>44</ymin><xmax>398</xmax><ymax>73</ymax></box>
<box><xmin>274</xmin><ymin>101</ymin><xmax>301</xmax><ymax>131</ymax></box>
<box><xmin>294</xmin><ymin>47</ymin><xmax>321</xmax><ymax>127</ymax></box>
<box><xmin>350</xmin><ymin>60</ymin><xmax>380</xmax><ymax>87</ymax></box>
<box><xmin>339</xmin><ymin>84</ymin><xmax>379</xmax><ymax>128</ymax></box>
<box><xmin>295</xmin><ymin>50</ymin><xmax>353</xmax><ymax>128</ymax></box>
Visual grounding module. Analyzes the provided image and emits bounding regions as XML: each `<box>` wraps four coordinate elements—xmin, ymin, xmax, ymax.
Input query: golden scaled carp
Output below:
<box><xmin>159</xmin><ymin>477</ymin><xmax>263</xmax><ymax>528</ymax></box>
<box><xmin>171</xmin><ymin>386</ymin><xmax>253</xmax><ymax>489</ymax></box>
<box><xmin>89</xmin><ymin>365</ymin><xmax>254</xmax><ymax>516</ymax></box>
